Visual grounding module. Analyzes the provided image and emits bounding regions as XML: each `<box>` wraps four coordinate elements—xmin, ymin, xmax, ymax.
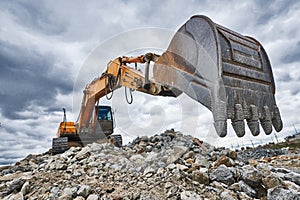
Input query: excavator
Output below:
<box><xmin>52</xmin><ymin>15</ymin><xmax>283</xmax><ymax>154</ymax></box>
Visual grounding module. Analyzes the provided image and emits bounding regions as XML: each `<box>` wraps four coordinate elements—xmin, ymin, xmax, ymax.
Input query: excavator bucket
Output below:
<box><xmin>153</xmin><ymin>15</ymin><xmax>283</xmax><ymax>137</ymax></box>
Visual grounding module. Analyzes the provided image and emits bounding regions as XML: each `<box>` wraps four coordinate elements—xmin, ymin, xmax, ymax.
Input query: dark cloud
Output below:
<box><xmin>281</xmin><ymin>41</ymin><xmax>300</xmax><ymax>63</ymax></box>
<box><xmin>2</xmin><ymin>0</ymin><xmax>65</xmax><ymax>36</ymax></box>
<box><xmin>255</xmin><ymin>0</ymin><xmax>296</xmax><ymax>25</ymax></box>
<box><xmin>0</xmin><ymin>41</ymin><xmax>73</xmax><ymax>119</ymax></box>
<box><xmin>277</xmin><ymin>73</ymin><xmax>292</xmax><ymax>82</ymax></box>
<box><xmin>290</xmin><ymin>88</ymin><xmax>300</xmax><ymax>96</ymax></box>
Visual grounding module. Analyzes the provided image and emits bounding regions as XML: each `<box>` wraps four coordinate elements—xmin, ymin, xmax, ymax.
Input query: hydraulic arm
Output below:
<box><xmin>77</xmin><ymin>53</ymin><xmax>180</xmax><ymax>134</ymax></box>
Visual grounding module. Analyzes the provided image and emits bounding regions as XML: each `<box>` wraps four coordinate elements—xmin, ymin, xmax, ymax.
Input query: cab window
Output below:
<box><xmin>98</xmin><ymin>107</ymin><xmax>112</xmax><ymax>120</ymax></box>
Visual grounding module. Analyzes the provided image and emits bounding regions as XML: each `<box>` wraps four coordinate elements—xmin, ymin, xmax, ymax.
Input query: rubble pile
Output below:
<box><xmin>0</xmin><ymin>130</ymin><xmax>299</xmax><ymax>199</ymax></box>
<box><xmin>237</xmin><ymin>148</ymin><xmax>285</xmax><ymax>162</ymax></box>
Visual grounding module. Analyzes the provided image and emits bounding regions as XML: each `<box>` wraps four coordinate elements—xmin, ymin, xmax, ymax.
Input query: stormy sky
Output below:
<box><xmin>0</xmin><ymin>0</ymin><xmax>300</xmax><ymax>165</ymax></box>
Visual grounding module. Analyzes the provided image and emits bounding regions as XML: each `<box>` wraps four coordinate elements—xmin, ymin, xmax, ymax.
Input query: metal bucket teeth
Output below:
<box><xmin>214</xmin><ymin>121</ymin><xmax>227</xmax><ymax>137</ymax></box>
<box><xmin>247</xmin><ymin>121</ymin><xmax>260</xmax><ymax>136</ymax></box>
<box><xmin>231</xmin><ymin>104</ymin><xmax>245</xmax><ymax>137</ymax></box>
<box><xmin>232</xmin><ymin>121</ymin><xmax>245</xmax><ymax>137</ymax></box>
<box><xmin>261</xmin><ymin>120</ymin><xmax>273</xmax><ymax>135</ymax></box>
<box><xmin>260</xmin><ymin>106</ymin><xmax>273</xmax><ymax>135</ymax></box>
<box><xmin>272</xmin><ymin>106</ymin><xmax>283</xmax><ymax>132</ymax></box>
<box><xmin>246</xmin><ymin>105</ymin><xmax>260</xmax><ymax>136</ymax></box>
<box><xmin>153</xmin><ymin>15</ymin><xmax>283</xmax><ymax>137</ymax></box>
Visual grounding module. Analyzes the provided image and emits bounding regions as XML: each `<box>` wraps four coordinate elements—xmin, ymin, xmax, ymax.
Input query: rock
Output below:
<box><xmin>61</xmin><ymin>147</ymin><xmax>77</xmax><ymax>158</ymax></box>
<box><xmin>238</xmin><ymin>148</ymin><xmax>284</xmax><ymax>162</ymax></box>
<box><xmin>164</xmin><ymin>182</ymin><xmax>173</xmax><ymax>189</ymax></box>
<box><xmin>194</xmin><ymin>156</ymin><xmax>211</xmax><ymax>168</ymax></box>
<box><xmin>186</xmin><ymin>163</ymin><xmax>200</xmax><ymax>173</ymax></box>
<box><xmin>167</xmin><ymin>146</ymin><xmax>189</xmax><ymax>164</ymax></box>
<box><xmin>140</xmin><ymin>136</ymin><xmax>149</xmax><ymax>142</ymax></box>
<box><xmin>167</xmin><ymin>163</ymin><xmax>177</xmax><ymax>170</ymax></box>
<box><xmin>262</xmin><ymin>174</ymin><xmax>284</xmax><ymax>189</ymax></box>
<box><xmin>214</xmin><ymin>155</ymin><xmax>233</xmax><ymax>167</ymax></box>
<box><xmin>167</xmin><ymin>186</ymin><xmax>178</xmax><ymax>198</ymax></box>
<box><xmin>180</xmin><ymin>190</ymin><xmax>202</xmax><ymax>200</ymax></box>
<box><xmin>145</xmin><ymin>145</ymin><xmax>153</xmax><ymax>152</ymax></box>
<box><xmin>75</xmin><ymin>147</ymin><xmax>91</xmax><ymax>161</ymax></box>
<box><xmin>77</xmin><ymin>185</ymin><xmax>91</xmax><ymax>198</ymax></box>
<box><xmin>6</xmin><ymin>178</ymin><xmax>25</xmax><ymax>194</ymax></box>
<box><xmin>61</xmin><ymin>187</ymin><xmax>77</xmax><ymax>198</ymax></box>
<box><xmin>132</xmin><ymin>191</ymin><xmax>141</xmax><ymax>200</ymax></box>
<box><xmin>176</xmin><ymin>164</ymin><xmax>189</xmax><ymax>171</ymax></box>
<box><xmin>210</xmin><ymin>165</ymin><xmax>235</xmax><ymax>185</ymax></box>
<box><xmin>50</xmin><ymin>187</ymin><xmax>60</xmax><ymax>199</ymax></box>
<box><xmin>145</xmin><ymin>152</ymin><xmax>158</xmax><ymax>163</ymax></box>
<box><xmin>182</xmin><ymin>151</ymin><xmax>195</xmax><ymax>160</ymax></box>
<box><xmin>192</xmin><ymin>170</ymin><xmax>209</xmax><ymax>185</ymax></box>
<box><xmin>199</xmin><ymin>167</ymin><xmax>208</xmax><ymax>173</ymax></box>
<box><xmin>74</xmin><ymin>196</ymin><xmax>85</xmax><ymax>200</ymax></box>
<box><xmin>87</xmin><ymin>194</ymin><xmax>99</xmax><ymax>200</ymax></box>
<box><xmin>58</xmin><ymin>193</ymin><xmax>72</xmax><ymax>200</ymax></box>
<box><xmin>220</xmin><ymin>191</ymin><xmax>236</xmax><ymax>200</ymax></box>
<box><xmin>272</xmin><ymin>167</ymin><xmax>291</xmax><ymax>174</ymax></box>
<box><xmin>227</xmin><ymin>150</ymin><xmax>238</xmax><ymax>160</ymax></box>
<box><xmin>5</xmin><ymin>192</ymin><xmax>24</xmax><ymax>200</ymax></box>
<box><xmin>284</xmin><ymin>172</ymin><xmax>300</xmax><ymax>185</ymax></box>
<box><xmin>267</xmin><ymin>186</ymin><xmax>300</xmax><ymax>200</ymax></box>
<box><xmin>241</xmin><ymin>165</ymin><xmax>263</xmax><ymax>187</ymax></box>
<box><xmin>238</xmin><ymin>180</ymin><xmax>257</xmax><ymax>198</ymax></box>
<box><xmin>110</xmin><ymin>163</ymin><xmax>123</xmax><ymax>171</ymax></box>
<box><xmin>185</xmin><ymin>158</ymin><xmax>194</xmax><ymax>165</ymax></box>
<box><xmin>20</xmin><ymin>181</ymin><xmax>30</xmax><ymax>196</ymax></box>
<box><xmin>89</xmin><ymin>143</ymin><xmax>106</xmax><ymax>152</ymax></box>
<box><xmin>56</xmin><ymin>162</ymin><xmax>67</xmax><ymax>170</ymax></box>
<box><xmin>228</xmin><ymin>182</ymin><xmax>241</xmax><ymax>191</ymax></box>
<box><xmin>143</xmin><ymin>166</ymin><xmax>155</xmax><ymax>177</ymax></box>
<box><xmin>284</xmin><ymin>180</ymin><xmax>300</xmax><ymax>191</ymax></box>
<box><xmin>129</xmin><ymin>154</ymin><xmax>144</xmax><ymax>162</ymax></box>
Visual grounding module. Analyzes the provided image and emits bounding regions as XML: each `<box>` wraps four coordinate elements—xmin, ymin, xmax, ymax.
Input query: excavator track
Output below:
<box><xmin>52</xmin><ymin>134</ymin><xmax>123</xmax><ymax>154</ymax></box>
<box><xmin>110</xmin><ymin>134</ymin><xmax>122</xmax><ymax>147</ymax></box>
<box><xmin>52</xmin><ymin>137</ymin><xmax>68</xmax><ymax>154</ymax></box>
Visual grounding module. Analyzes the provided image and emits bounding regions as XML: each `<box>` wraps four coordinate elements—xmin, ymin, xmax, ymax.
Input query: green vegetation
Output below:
<box><xmin>262</xmin><ymin>139</ymin><xmax>300</xmax><ymax>152</ymax></box>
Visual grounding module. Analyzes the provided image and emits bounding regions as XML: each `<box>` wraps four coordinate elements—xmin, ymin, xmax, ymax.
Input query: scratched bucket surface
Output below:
<box><xmin>154</xmin><ymin>15</ymin><xmax>283</xmax><ymax>137</ymax></box>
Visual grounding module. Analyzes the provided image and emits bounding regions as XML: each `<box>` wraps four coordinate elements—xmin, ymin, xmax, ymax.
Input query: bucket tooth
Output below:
<box><xmin>231</xmin><ymin>104</ymin><xmax>245</xmax><ymax>137</ymax></box>
<box><xmin>232</xmin><ymin>120</ymin><xmax>245</xmax><ymax>137</ymax></box>
<box><xmin>214</xmin><ymin>120</ymin><xmax>227</xmax><ymax>137</ymax></box>
<box><xmin>213</xmin><ymin>99</ymin><xmax>227</xmax><ymax>137</ymax></box>
<box><xmin>247</xmin><ymin>121</ymin><xmax>260</xmax><ymax>136</ymax></box>
<box><xmin>260</xmin><ymin>106</ymin><xmax>272</xmax><ymax>135</ymax></box>
<box><xmin>272</xmin><ymin>106</ymin><xmax>283</xmax><ymax>132</ymax></box>
<box><xmin>261</xmin><ymin>121</ymin><xmax>273</xmax><ymax>135</ymax></box>
<box><xmin>247</xmin><ymin>105</ymin><xmax>260</xmax><ymax>136</ymax></box>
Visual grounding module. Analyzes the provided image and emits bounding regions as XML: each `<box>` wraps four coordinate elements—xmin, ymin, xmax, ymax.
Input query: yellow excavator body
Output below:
<box><xmin>57</xmin><ymin>122</ymin><xmax>76</xmax><ymax>137</ymax></box>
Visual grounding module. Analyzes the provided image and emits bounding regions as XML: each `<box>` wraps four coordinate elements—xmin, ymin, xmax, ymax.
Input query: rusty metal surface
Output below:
<box><xmin>153</xmin><ymin>15</ymin><xmax>283</xmax><ymax>137</ymax></box>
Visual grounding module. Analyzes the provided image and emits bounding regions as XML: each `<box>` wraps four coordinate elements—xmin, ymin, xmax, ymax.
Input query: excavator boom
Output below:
<box><xmin>78</xmin><ymin>53</ymin><xmax>179</xmax><ymax>134</ymax></box>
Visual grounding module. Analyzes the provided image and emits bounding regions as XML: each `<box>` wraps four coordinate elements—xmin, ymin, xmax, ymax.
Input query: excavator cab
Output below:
<box><xmin>95</xmin><ymin>105</ymin><xmax>114</xmax><ymax>136</ymax></box>
<box><xmin>93</xmin><ymin>105</ymin><xmax>122</xmax><ymax>147</ymax></box>
<box><xmin>53</xmin><ymin>106</ymin><xmax>121</xmax><ymax>154</ymax></box>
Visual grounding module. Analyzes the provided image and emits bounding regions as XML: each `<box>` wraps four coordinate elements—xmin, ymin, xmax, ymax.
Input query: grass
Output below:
<box><xmin>262</xmin><ymin>139</ymin><xmax>300</xmax><ymax>151</ymax></box>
